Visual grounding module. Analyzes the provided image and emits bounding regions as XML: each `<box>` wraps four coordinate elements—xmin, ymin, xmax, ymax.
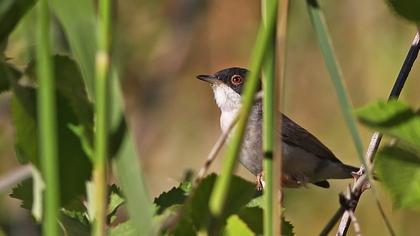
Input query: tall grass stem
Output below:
<box><xmin>262</xmin><ymin>0</ymin><xmax>279</xmax><ymax>235</ymax></box>
<box><xmin>36</xmin><ymin>0</ymin><xmax>60</xmax><ymax>235</ymax></box>
<box><xmin>93</xmin><ymin>0</ymin><xmax>112</xmax><ymax>235</ymax></box>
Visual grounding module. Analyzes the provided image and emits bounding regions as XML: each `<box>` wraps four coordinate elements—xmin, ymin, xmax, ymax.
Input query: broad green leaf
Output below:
<box><xmin>375</xmin><ymin>146</ymin><xmax>420</xmax><ymax>209</ymax></box>
<box><xmin>26</xmin><ymin>55</ymin><xmax>94</xmax><ymax>145</ymax></box>
<box><xmin>0</xmin><ymin>0</ymin><xmax>36</xmax><ymax>45</ymax></box>
<box><xmin>356</xmin><ymin>100</ymin><xmax>420</xmax><ymax>149</ymax></box>
<box><xmin>187</xmin><ymin>174</ymin><xmax>256</xmax><ymax>230</ymax></box>
<box><xmin>223</xmin><ymin>215</ymin><xmax>253</xmax><ymax>236</ymax></box>
<box><xmin>52</xmin><ymin>56</ymin><xmax>94</xmax><ymax>140</ymax></box>
<box><xmin>10</xmin><ymin>56</ymin><xmax>92</xmax><ymax>208</ymax></box>
<box><xmin>386</xmin><ymin>0</ymin><xmax>420</xmax><ymax>23</ymax></box>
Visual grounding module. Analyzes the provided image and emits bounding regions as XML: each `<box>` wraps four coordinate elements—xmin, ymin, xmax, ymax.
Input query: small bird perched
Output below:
<box><xmin>196</xmin><ymin>67</ymin><xmax>358</xmax><ymax>189</ymax></box>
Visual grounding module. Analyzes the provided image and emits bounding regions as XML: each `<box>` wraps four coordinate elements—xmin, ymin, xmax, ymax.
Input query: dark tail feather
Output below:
<box><xmin>344</xmin><ymin>164</ymin><xmax>359</xmax><ymax>173</ymax></box>
<box><xmin>313</xmin><ymin>180</ymin><xmax>330</xmax><ymax>188</ymax></box>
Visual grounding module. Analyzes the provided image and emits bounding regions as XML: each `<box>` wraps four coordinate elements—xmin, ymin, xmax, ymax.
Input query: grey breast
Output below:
<box><xmin>238</xmin><ymin>102</ymin><xmax>264</xmax><ymax>175</ymax></box>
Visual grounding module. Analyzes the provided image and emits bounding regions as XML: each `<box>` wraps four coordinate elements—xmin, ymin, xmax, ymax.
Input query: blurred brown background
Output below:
<box><xmin>2</xmin><ymin>0</ymin><xmax>420</xmax><ymax>235</ymax></box>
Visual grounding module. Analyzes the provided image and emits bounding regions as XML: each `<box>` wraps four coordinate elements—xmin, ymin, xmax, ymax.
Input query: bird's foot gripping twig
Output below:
<box><xmin>351</xmin><ymin>168</ymin><xmax>364</xmax><ymax>181</ymax></box>
<box><xmin>256</xmin><ymin>172</ymin><xmax>265</xmax><ymax>191</ymax></box>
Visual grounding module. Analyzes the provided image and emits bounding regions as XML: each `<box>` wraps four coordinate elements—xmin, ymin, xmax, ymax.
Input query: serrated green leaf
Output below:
<box><xmin>154</xmin><ymin>185</ymin><xmax>188</xmax><ymax>215</ymax></box>
<box><xmin>223</xmin><ymin>215</ymin><xmax>254</xmax><ymax>236</ymax></box>
<box><xmin>386</xmin><ymin>0</ymin><xmax>420</xmax><ymax>23</ymax></box>
<box><xmin>375</xmin><ymin>146</ymin><xmax>420</xmax><ymax>209</ymax></box>
<box><xmin>60</xmin><ymin>209</ymin><xmax>91</xmax><ymax>236</ymax></box>
<box><xmin>355</xmin><ymin>100</ymin><xmax>420</xmax><ymax>149</ymax></box>
<box><xmin>282</xmin><ymin>217</ymin><xmax>294</xmax><ymax>236</ymax></box>
<box><xmin>237</xmin><ymin>206</ymin><xmax>294</xmax><ymax>236</ymax></box>
<box><xmin>0</xmin><ymin>0</ymin><xmax>36</xmax><ymax>45</ymax></box>
<box><xmin>107</xmin><ymin>184</ymin><xmax>125</xmax><ymax>224</ymax></box>
<box><xmin>10</xmin><ymin>178</ymin><xmax>32</xmax><ymax>209</ymax></box>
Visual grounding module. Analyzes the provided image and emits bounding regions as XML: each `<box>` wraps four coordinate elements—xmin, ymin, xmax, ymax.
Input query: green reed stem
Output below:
<box><xmin>36</xmin><ymin>0</ymin><xmax>59</xmax><ymax>235</ymax></box>
<box><xmin>262</xmin><ymin>0</ymin><xmax>278</xmax><ymax>235</ymax></box>
<box><xmin>93</xmin><ymin>0</ymin><xmax>112</xmax><ymax>235</ymax></box>
<box><xmin>209</xmin><ymin>0</ymin><xmax>279</xmax><ymax>218</ymax></box>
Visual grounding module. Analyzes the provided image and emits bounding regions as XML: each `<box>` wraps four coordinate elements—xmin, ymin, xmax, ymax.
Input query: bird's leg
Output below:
<box><xmin>351</xmin><ymin>168</ymin><xmax>364</xmax><ymax>181</ymax></box>
<box><xmin>256</xmin><ymin>172</ymin><xmax>265</xmax><ymax>191</ymax></box>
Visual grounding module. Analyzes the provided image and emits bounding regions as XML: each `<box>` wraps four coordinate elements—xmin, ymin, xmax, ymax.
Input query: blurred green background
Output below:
<box><xmin>1</xmin><ymin>0</ymin><xmax>420</xmax><ymax>235</ymax></box>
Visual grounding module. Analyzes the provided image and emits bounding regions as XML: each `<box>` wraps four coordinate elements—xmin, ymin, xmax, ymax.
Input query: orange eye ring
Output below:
<box><xmin>231</xmin><ymin>75</ymin><xmax>243</xmax><ymax>85</ymax></box>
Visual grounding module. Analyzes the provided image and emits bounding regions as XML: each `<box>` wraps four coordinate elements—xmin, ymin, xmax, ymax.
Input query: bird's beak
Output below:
<box><xmin>196</xmin><ymin>74</ymin><xmax>218</xmax><ymax>84</ymax></box>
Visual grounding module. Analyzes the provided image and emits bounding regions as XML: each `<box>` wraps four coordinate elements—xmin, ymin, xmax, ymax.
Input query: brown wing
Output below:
<box><xmin>280</xmin><ymin>114</ymin><xmax>343</xmax><ymax>164</ymax></box>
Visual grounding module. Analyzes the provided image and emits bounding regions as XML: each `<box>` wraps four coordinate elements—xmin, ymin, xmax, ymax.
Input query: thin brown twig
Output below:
<box><xmin>195</xmin><ymin>116</ymin><xmax>238</xmax><ymax>184</ymax></box>
<box><xmin>347</xmin><ymin>210</ymin><xmax>361</xmax><ymax>236</ymax></box>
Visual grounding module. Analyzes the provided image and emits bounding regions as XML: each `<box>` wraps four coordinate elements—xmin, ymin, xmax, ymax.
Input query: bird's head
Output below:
<box><xmin>196</xmin><ymin>67</ymin><xmax>257</xmax><ymax>111</ymax></box>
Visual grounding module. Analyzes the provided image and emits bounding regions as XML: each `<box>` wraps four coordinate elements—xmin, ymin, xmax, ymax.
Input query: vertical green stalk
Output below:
<box><xmin>36</xmin><ymin>0</ymin><xmax>59</xmax><ymax>235</ymax></box>
<box><xmin>93</xmin><ymin>0</ymin><xmax>112</xmax><ymax>235</ymax></box>
<box><xmin>209</xmin><ymin>0</ymin><xmax>279</xmax><ymax>218</ymax></box>
<box><xmin>305</xmin><ymin>0</ymin><xmax>368</xmax><ymax>175</ymax></box>
<box><xmin>262</xmin><ymin>0</ymin><xmax>278</xmax><ymax>235</ymax></box>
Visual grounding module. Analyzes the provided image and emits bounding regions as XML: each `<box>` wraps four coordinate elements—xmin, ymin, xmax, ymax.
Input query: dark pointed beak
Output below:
<box><xmin>196</xmin><ymin>74</ymin><xmax>217</xmax><ymax>84</ymax></box>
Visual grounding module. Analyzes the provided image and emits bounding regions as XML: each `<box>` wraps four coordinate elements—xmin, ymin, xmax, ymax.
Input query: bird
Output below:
<box><xmin>196</xmin><ymin>67</ymin><xmax>359</xmax><ymax>189</ymax></box>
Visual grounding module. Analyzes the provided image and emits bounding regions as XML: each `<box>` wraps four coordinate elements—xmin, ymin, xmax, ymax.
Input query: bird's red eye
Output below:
<box><xmin>231</xmin><ymin>75</ymin><xmax>243</xmax><ymax>85</ymax></box>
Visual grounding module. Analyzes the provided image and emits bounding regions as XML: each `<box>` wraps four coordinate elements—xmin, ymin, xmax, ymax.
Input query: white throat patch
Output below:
<box><xmin>211</xmin><ymin>83</ymin><xmax>241</xmax><ymax>112</ymax></box>
<box><xmin>211</xmin><ymin>83</ymin><xmax>242</xmax><ymax>132</ymax></box>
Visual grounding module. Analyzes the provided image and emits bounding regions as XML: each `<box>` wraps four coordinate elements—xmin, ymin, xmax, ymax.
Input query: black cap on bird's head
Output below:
<box><xmin>196</xmin><ymin>67</ymin><xmax>254</xmax><ymax>95</ymax></box>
